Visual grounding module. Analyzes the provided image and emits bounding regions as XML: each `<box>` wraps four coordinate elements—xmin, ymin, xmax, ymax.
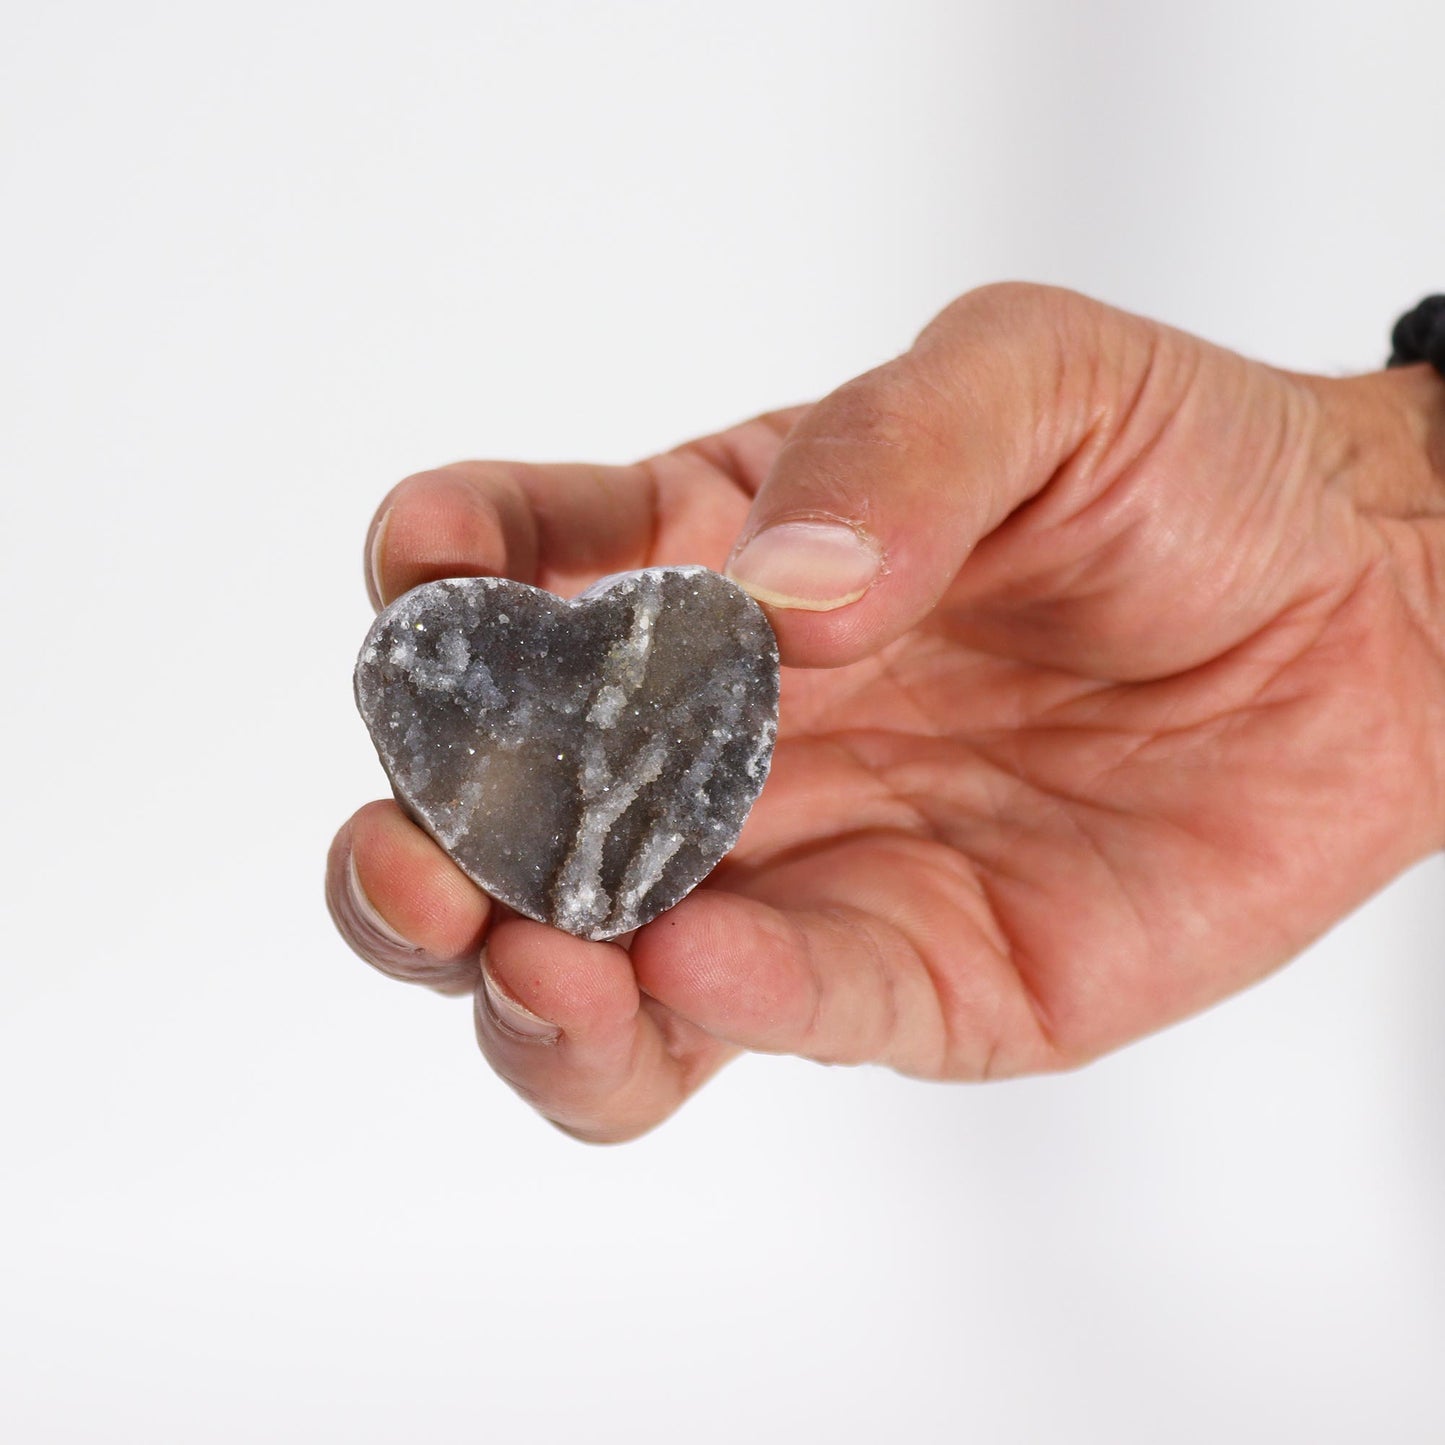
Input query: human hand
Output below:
<box><xmin>326</xmin><ymin>283</ymin><xmax>1445</xmax><ymax>1142</ymax></box>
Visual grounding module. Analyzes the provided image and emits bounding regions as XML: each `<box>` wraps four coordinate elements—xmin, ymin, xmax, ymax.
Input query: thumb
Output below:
<box><xmin>724</xmin><ymin>283</ymin><xmax>1141</xmax><ymax>668</ymax></box>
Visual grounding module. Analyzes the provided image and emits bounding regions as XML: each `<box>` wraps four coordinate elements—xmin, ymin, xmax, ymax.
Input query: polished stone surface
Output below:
<box><xmin>355</xmin><ymin>566</ymin><xmax>780</xmax><ymax>940</ymax></box>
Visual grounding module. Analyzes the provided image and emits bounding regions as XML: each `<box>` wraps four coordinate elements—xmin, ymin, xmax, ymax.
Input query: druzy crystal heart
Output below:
<box><xmin>354</xmin><ymin>567</ymin><xmax>780</xmax><ymax>940</ymax></box>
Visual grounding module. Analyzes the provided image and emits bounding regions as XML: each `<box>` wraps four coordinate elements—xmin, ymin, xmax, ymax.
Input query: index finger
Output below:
<box><xmin>365</xmin><ymin>409</ymin><xmax>809</xmax><ymax>608</ymax></box>
<box><xmin>367</xmin><ymin>460</ymin><xmax>657</xmax><ymax>609</ymax></box>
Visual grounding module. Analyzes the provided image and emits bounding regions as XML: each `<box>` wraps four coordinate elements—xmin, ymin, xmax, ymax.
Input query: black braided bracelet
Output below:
<box><xmin>1388</xmin><ymin>295</ymin><xmax>1445</xmax><ymax>376</ymax></box>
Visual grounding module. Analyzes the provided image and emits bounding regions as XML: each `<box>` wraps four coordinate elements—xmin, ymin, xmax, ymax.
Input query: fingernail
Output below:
<box><xmin>480</xmin><ymin>955</ymin><xmax>561</xmax><ymax>1043</ymax></box>
<box><xmin>726</xmin><ymin>520</ymin><xmax>882</xmax><ymax>611</ymax></box>
<box><xmin>368</xmin><ymin>506</ymin><xmax>393</xmax><ymax>609</ymax></box>
<box><xmin>347</xmin><ymin>851</ymin><xmax>418</xmax><ymax>952</ymax></box>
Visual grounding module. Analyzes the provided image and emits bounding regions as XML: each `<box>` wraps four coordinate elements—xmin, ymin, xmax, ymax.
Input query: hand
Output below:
<box><xmin>326</xmin><ymin>283</ymin><xmax>1445</xmax><ymax>1142</ymax></box>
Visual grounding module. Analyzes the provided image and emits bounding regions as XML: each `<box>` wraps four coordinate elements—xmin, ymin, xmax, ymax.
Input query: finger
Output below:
<box><xmin>724</xmin><ymin>283</ymin><xmax>1153</xmax><ymax>667</ymax></box>
<box><xmin>475</xmin><ymin>916</ymin><xmax>736</xmax><ymax>1143</ymax></box>
<box><xmin>366</xmin><ymin>461</ymin><xmax>656</xmax><ymax>608</ymax></box>
<box><xmin>631</xmin><ymin>840</ymin><xmax>1059</xmax><ymax>1080</ymax></box>
<box><xmin>326</xmin><ymin>800</ymin><xmax>491</xmax><ymax>995</ymax></box>
<box><xmin>367</xmin><ymin>410</ymin><xmax>809</xmax><ymax>609</ymax></box>
<box><xmin>632</xmin><ymin>890</ymin><xmax>939</xmax><ymax>1070</ymax></box>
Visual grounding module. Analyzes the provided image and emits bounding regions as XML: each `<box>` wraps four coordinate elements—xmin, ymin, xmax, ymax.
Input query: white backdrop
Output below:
<box><xmin>3</xmin><ymin>2</ymin><xmax>1443</xmax><ymax>1440</ymax></box>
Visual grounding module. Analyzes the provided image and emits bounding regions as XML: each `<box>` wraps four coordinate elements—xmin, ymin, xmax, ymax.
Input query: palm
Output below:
<box><xmin>641</xmin><ymin>339</ymin><xmax>1442</xmax><ymax>1077</ymax></box>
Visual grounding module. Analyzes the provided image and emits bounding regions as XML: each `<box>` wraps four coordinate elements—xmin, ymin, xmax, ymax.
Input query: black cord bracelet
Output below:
<box><xmin>1388</xmin><ymin>295</ymin><xmax>1445</xmax><ymax>376</ymax></box>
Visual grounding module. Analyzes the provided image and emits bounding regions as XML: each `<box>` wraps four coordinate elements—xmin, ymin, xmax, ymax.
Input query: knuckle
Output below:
<box><xmin>772</xmin><ymin>356</ymin><xmax>954</xmax><ymax>511</ymax></box>
<box><xmin>823</xmin><ymin>357</ymin><xmax>944</xmax><ymax>449</ymax></box>
<box><xmin>920</xmin><ymin>281</ymin><xmax>1106</xmax><ymax>374</ymax></box>
<box><xmin>931</xmin><ymin>279</ymin><xmax>1083</xmax><ymax>334</ymax></box>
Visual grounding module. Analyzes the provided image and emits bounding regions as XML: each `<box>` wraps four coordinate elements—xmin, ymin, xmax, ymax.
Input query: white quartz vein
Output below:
<box><xmin>612</xmin><ymin>828</ymin><xmax>685</xmax><ymax>923</ymax></box>
<box><xmin>552</xmin><ymin>587</ymin><xmax>669</xmax><ymax>933</ymax></box>
<box><xmin>552</xmin><ymin>733</ymin><xmax>669</xmax><ymax>934</ymax></box>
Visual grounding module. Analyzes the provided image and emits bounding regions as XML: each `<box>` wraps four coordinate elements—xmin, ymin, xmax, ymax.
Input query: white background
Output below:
<box><xmin>3</xmin><ymin>2</ymin><xmax>1443</xmax><ymax>1440</ymax></box>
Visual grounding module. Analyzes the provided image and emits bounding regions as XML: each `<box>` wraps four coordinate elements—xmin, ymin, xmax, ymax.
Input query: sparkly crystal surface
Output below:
<box><xmin>354</xmin><ymin>566</ymin><xmax>780</xmax><ymax>940</ymax></box>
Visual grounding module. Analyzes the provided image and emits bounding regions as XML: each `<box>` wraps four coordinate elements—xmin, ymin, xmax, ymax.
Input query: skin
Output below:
<box><xmin>325</xmin><ymin>283</ymin><xmax>1445</xmax><ymax>1143</ymax></box>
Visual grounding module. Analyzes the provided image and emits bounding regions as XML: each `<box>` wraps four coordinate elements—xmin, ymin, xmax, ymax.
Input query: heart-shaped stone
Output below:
<box><xmin>354</xmin><ymin>566</ymin><xmax>780</xmax><ymax>940</ymax></box>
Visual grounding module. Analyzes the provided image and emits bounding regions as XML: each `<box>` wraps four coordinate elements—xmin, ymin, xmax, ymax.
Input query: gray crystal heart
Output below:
<box><xmin>354</xmin><ymin>566</ymin><xmax>780</xmax><ymax>940</ymax></box>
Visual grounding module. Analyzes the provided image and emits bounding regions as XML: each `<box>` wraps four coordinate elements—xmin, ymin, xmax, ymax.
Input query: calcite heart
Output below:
<box><xmin>354</xmin><ymin>566</ymin><xmax>780</xmax><ymax>940</ymax></box>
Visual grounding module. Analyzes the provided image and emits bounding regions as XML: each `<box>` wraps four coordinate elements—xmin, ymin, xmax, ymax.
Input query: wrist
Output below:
<box><xmin>1387</xmin><ymin>367</ymin><xmax>1445</xmax><ymax>842</ymax></box>
<box><xmin>1314</xmin><ymin>363</ymin><xmax>1445</xmax><ymax>845</ymax></box>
